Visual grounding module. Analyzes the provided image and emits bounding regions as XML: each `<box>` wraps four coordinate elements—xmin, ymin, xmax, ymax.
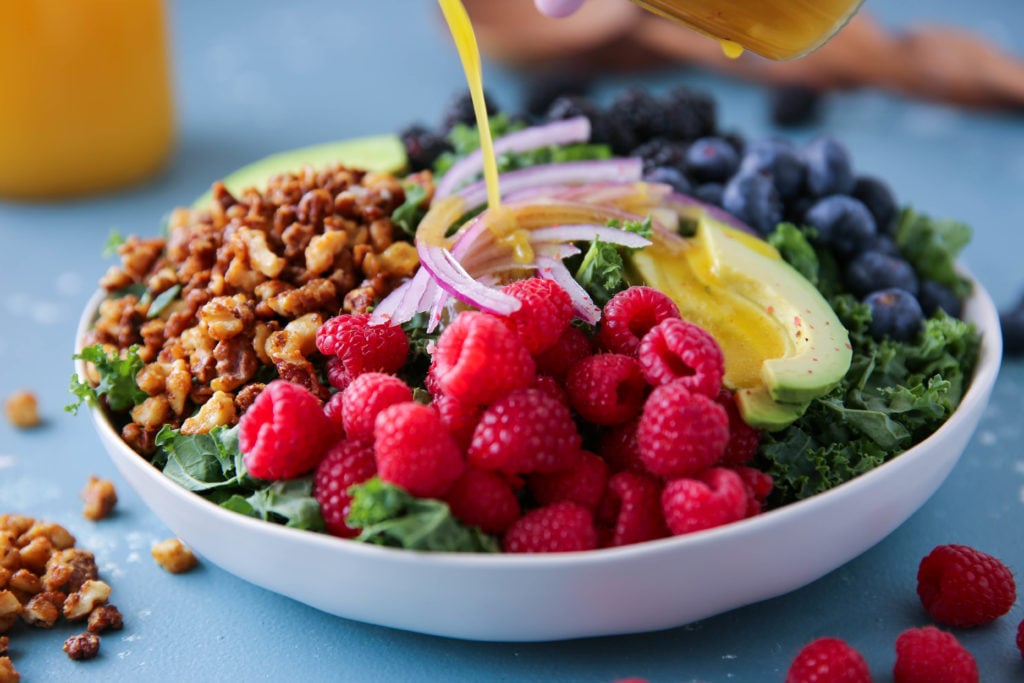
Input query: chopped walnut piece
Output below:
<box><xmin>0</xmin><ymin>591</ymin><xmax>21</xmax><ymax>633</ymax></box>
<box><xmin>0</xmin><ymin>635</ymin><xmax>7</xmax><ymax>655</ymax></box>
<box><xmin>44</xmin><ymin>549</ymin><xmax>98</xmax><ymax>593</ymax></box>
<box><xmin>0</xmin><ymin>569</ymin><xmax>9</xmax><ymax>590</ymax></box>
<box><xmin>151</xmin><ymin>539</ymin><xmax>198</xmax><ymax>574</ymax></box>
<box><xmin>7</xmin><ymin>570</ymin><xmax>41</xmax><ymax>595</ymax></box>
<box><xmin>63</xmin><ymin>579</ymin><xmax>111</xmax><ymax>621</ymax></box>
<box><xmin>19</xmin><ymin>521</ymin><xmax>74</xmax><ymax>551</ymax></box>
<box><xmin>4</xmin><ymin>391</ymin><xmax>40</xmax><ymax>429</ymax></box>
<box><xmin>81</xmin><ymin>477</ymin><xmax>118</xmax><ymax>521</ymax></box>
<box><xmin>63</xmin><ymin>632</ymin><xmax>100</xmax><ymax>661</ymax></box>
<box><xmin>22</xmin><ymin>591</ymin><xmax>63</xmax><ymax>628</ymax></box>
<box><xmin>87</xmin><ymin>604</ymin><xmax>123</xmax><ymax>634</ymax></box>
<box><xmin>0</xmin><ymin>537</ymin><xmax>18</xmax><ymax>573</ymax></box>
<box><xmin>0</xmin><ymin>656</ymin><xmax>17</xmax><ymax>683</ymax></box>
<box><xmin>179</xmin><ymin>390</ymin><xmax>236</xmax><ymax>434</ymax></box>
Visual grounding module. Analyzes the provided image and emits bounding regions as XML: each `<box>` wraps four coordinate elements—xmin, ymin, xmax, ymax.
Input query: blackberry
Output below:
<box><xmin>919</xmin><ymin>280</ymin><xmax>963</xmax><ymax>319</ymax></box>
<box><xmin>663</xmin><ymin>86</ymin><xmax>717</xmax><ymax>141</ymax></box>
<box><xmin>545</xmin><ymin>94</ymin><xmax>613</xmax><ymax>147</ymax></box>
<box><xmin>865</xmin><ymin>288</ymin><xmax>924</xmax><ymax>342</ymax></box>
<box><xmin>804</xmin><ymin>195</ymin><xmax>877</xmax><ymax>258</ymax></box>
<box><xmin>442</xmin><ymin>89</ymin><xmax>500</xmax><ymax>133</ymax></box>
<box><xmin>630</xmin><ymin>138</ymin><xmax>688</xmax><ymax>173</ymax></box>
<box><xmin>400</xmin><ymin>124</ymin><xmax>452</xmax><ymax>173</ymax></box>
<box><xmin>769</xmin><ymin>84</ymin><xmax>823</xmax><ymax>128</ymax></box>
<box><xmin>522</xmin><ymin>72</ymin><xmax>590</xmax><ymax>120</ymax></box>
<box><xmin>722</xmin><ymin>171</ymin><xmax>783</xmax><ymax>235</ymax></box>
<box><xmin>643</xmin><ymin>166</ymin><xmax>691</xmax><ymax>195</ymax></box>
<box><xmin>801</xmin><ymin>135</ymin><xmax>856</xmax><ymax>197</ymax></box>
<box><xmin>844</xmin><ymin>251</ymin><xmax>919</xmax><ymax>298</ymax></box>
<box><xmin>693</xmin><ymin>182</ymin><xmax>724</xmax><ymax>207</ymax></box>
<box><xmin>685</xmin><ymin>137</ymin><xmax>740</xmax><ymax>183</ymax></box>
<box><xmin>607</xmin><ymin>87</ymin><xmax>667</xmax><ymax>145</ymax></box>
<box><xmin>852</xmin><ymin>175</ymin><xmax>899</xmax><ymax>236</ymax></box>
<box><xmin>739</xmin><ymin>138</ymin><xmax>805</xmax><ymax>200</ymax></box>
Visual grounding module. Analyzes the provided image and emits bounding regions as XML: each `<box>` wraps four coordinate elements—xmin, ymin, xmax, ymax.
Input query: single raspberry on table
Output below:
<box><xmin>239</xmin><ymin>380</ymin><xmax>335</xmax><ymax>480</ymax></box>
<box><xmin>503</xmin><ymin>502</ymin><xmax>598</xmax><ymax>553</ymax></box>
<box><xmin>316</xmin><ymin>313</ymin><xmax>409</xmax><ymax>378</ymax></box>
<box><xmin>444</xmin><ymin>467</ymin><xmax>521</xmax><ymax>535</ymax></box>
<box><xmin>430</xmin><ymin>311</ymin><xmax>536</xmax><ymax>406</ymax></box>
<box><xmin>916</xmin><ymin>544</ymin><xmax>1016</xmax><ymax>627</ymax></box>
<box><xmin>598</xmin><ymin>286</ymin><xmax>681</xmax><ymax>356</ymax></box>
<box><xmin>785</xmin><ymin>637</ymin><xmax>872</xmax><ymax>683</ymax></box>
<box><xmin>500</xmin><ymin>278</ymin><xmax>574</xmax><ymax>354</ymax></box>
<box><xmin>373</xmin><ymin>402</ymin><xmax>464</xmax><ymax>498</ymax></box>
<box><xmin>637</xmin><ymin>381</ymin><xmax>729</xmax><ymax>478</ymax></box>
<box><xmin>637</xmin><ymin>318</ymin><xmax>725</xmax><ymax>397</ymax></box>
<box><xmin>597</xmin><ymin>470</ymin><xmax>668</xmax><ymax>548</ymax></box>
<box><xmin>529</xmin><ymin>450</ymin><xmax>609</xmax><ymax>513</ymax></box>
<box><xmin>313</xmin><ymin>439</ymin><xmax>377</xmax><ymax>538</ymax></box>
<box><xmin>893</xmin><ymin>626</ymin><xmax>978</xmax><ymax>683</ymax></box>
<box><xmin>566</xmin><ymin>353</ymin><xmax>647</xmax><ymax>426</ymax></box>
<box><xmin>432</xmin><ymin>392</ymin><xmax>483</xmax><ymax>453</ymax></box>
<box><xmin>468</xmin><ymin>387</ymin><xmax>582</xmax><ymax>474</ymax></box>
<box><xmin>662</xmin><ymin>467</ymin><xmax>748</xmax><ymax>536</ymax></box>
<box><xmin>340</xmin><ymin>372</ymin><xmax>414</xmax><ymax>444</ymax></box>
<box><xmin>716</xmin><ymin>388</ymin><xmax>762</xmax><ymax>465</ymax></box>
<box><xmin>533</xmin><ymin>325</ymin><xmax>594</xmax><ymax>382</ymax></box>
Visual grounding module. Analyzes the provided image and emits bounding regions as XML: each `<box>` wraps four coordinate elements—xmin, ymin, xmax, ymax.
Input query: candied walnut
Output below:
<box><xmin>234</xmin><ymin>383</ymin><xmax>266</xmax><ymax>416</ymax></box>
<box><xmin>368</xmin><ymin>218</ymin><xmax>395</xmax><ymax>252</ymax></box>
<box><xmin>22</xmin><ymin>591</ymin><xmax>63</xmax><ymax>628</ymax></box>
<box><xmin>0</xmin><ymin>656</ymin><xmax>17</xmax><ymax>683</ymax></box>
<box><xmin>44</xmin><ymin>549</ymin><xmax>97</xmax><ymax>593</ymax></box>
<box><xmin>265</xmin><ymin>278</ymin><xmax>337</xmax><ymax>318</ymax></box>
<box><xmin>180</xmin><ymin>391</ymin><xmax>236</xmax><ymax>434</ymax></box>
<box><xmin>304</xmin><ymin>230</ymin><xmax>349</xmax><ymax>276</ymax></box>
<box><xmin>117</xmin><ymin>236</ymin><xmax>166</xmax><ymax>283</ymax></box>
<box><xmin>17</xmin><ymin>536</ymin><xmax>51</xmax><ymax>574</ymax></box>
<box><xmin>164</xmin><ymin>358</ymin><xmax>193</xmax><ymax>416</ymax></box>
<box><xmin>0</xmin><ymin>591</ymin><xmax>21</xmax><ymax>632</ymax></box>
<box><xmin>210</xmin><ymin>336</ymin><xmax>259</xmax><ymax>393</ymax></box>
<box><xmin>121</xmin><ymin>422</ymin><xmax>159</xmax><ymax>456</ymax></box>
<box><xmin>151</xmin><ymin>539</ymin><xmax>198</xmax><ymax>574</ymax></box>
<box><xmin>0</xmin><ymin>537</ymin><xmax>18</xmax><ymax>573</ymax></box>
<box><xmin>87</xmin><ymin>604</ymin><xmax>123</xmax><ymax>634</ymax></box>
<box><xmin>181</xmin><ymin>324</ymin><xmax>217</xmax><ymax>384</ymax></box>
<box><xmin>343</xmin><ymin>285</ymin><xmax>377</xmax><ymax>314</ymax></box>
<box><xmin>81</xmin><ymin>477</ymin><xmax>118</xmax><ymax>521</ymax></box>
<box><xmin>0</xmin><ymin>635</ymin><xmax>6</xmax><ymax>655</ymax></box>
<box><xmin>0</xmin><ymin>569</ymin><xmax>9</xmax><ymax>590</ymax></box>
<box><xmin>19</xmin><ymin>521</ymin><xmax>74</xmax><ymax>551</ymax></box>
<box><xmin>8</xmin><ymin>570</ymin><xmax>40</xmax><ymax>595</ymax></box>
<box><xmin>4</xmin><ymin>391</ymin><xmax>40</xmax><ymax>429</ymax></box>
<box><xmin>135</xmin><ymin>362</ymin><xmax>169</xmax><ymax>396</ymax></box>
<box><xmin>63</xmin><ymin>633</ymin><xmax>100</xmax><ymax>661</ymax></box>
<box><xmin>377</xmin><ymin>241</ymin><xmax>419</xmax><ymax>279</ymax></box>
<box><xmin>130</xmin><ymin>395</ymin><xmax>171</xmax><ymax>431</ymax></box>
<box><xmin>199</xmin><ymin>294</ymin><xmax>254</xmax><ymax>341</ymax></box>
<box><xmin>63</xmin><ymin>580</ymin><xmax>111</xmax><ymax>621</ymax></box>
<box><xmin>0</xmin><ymin>518</ymin><xmax>32</xmax><ymax>538</ymax></box>
<box><xmin>239</xmin><ymin>227</ymin><xmax>285</xmax><ymax>278</ymax></box>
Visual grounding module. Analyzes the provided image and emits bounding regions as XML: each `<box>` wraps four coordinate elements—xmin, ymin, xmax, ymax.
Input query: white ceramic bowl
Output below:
<box><xmin>76</xmin><ymin>279</ymin><xmax>1002</xmax><ymax>642</ymax></box>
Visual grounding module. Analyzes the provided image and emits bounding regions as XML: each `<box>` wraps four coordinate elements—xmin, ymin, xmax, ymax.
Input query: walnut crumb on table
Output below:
<box><xmin>62</xmin><ymin>632</ymin><xmax>100</xmax><ymax>661</ymax></box>
<box><xmin>81</xmin><ymin>476</ymin><xmax>118</xmax><ymax>521</ymax></box>
<box><xmin>151</xmin><ymin>538</ymin><xmax>198</xmax><ymax>574</ymax></box>
<box><xmin>3</xmin><ymin>391</ymin><xmax>40</xmax><ymax>429</ymax></box>
<box><xmin>0</xmin><ymin>655</ymin><xmax>17</xmax><ymax>683</ymax></box>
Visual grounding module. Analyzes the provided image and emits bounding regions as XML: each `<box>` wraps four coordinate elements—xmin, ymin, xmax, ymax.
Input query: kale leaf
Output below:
<box><xmin>573</xmin><ymin>217</ymin><xmax>652</xmax><ymax>307</ymax></box>
<box><xmin>67</xmin><ymin>344</ymin><xmax>149</xmax><ymax>414</ymax></box>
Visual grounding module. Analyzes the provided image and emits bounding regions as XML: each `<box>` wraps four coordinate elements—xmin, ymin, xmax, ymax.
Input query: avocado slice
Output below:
<box><xmin>628</xmin><ymin>216</ymin><xmax>851</xmax><ymax>430</ymax></box>
<box><xmin>192</xmin><ymin>134</ymin><xmax>407</xmax><ymax>207</ymax></box>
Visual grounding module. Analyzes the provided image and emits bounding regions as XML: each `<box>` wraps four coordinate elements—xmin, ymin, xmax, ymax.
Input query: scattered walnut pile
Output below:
<box><xmin>82</xmin><ymin>165</ymin><xmax>429</xmax><ymax>455</ymax></box>
<box><xmin>0</xmin><ymin>514</ymin><xmax>124</xmax><ymax>679</ymax></box>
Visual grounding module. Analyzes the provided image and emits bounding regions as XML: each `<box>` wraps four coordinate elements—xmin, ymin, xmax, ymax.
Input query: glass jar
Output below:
<box><xmin>0</xmin><ymin>0</ymin><xmax>175</xmax><ymax>199</ymax></box>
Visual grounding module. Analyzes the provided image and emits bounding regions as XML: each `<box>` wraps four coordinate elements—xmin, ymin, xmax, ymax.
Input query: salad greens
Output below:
<box><xmin>68</xmin><ymin>344</ymin><xmax>149</xmax><ymax>414</ymax></box>
<box><xmin>573</xmin><ymin>217</ymin><xmax>652</xmax><ymax>307</ymax></box>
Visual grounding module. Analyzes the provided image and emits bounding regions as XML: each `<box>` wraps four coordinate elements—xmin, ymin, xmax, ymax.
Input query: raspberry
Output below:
<box><xmin>313</xmin><ymin>440</ymin><xmax>376</xmax><ymax>538</ymax></box>
<box><xmin>444</xmin><ymin>467</ymin><xmax>520</xmax><ymax>535</ymax></box>
<box><xmin>637</xmin><ymin>318</ymin><xmax>725</xmax><ymax>397</ymax></box>
<box><xmin>325</xmin><ymin>355</ymin><xmax>353</xmax><ymax>391</ymax></box>
<box><xmin>532</xmin><ymin>374</ymin><xmax>570</xmax><ymax>407</ymax></box>
<box><xmin>373</xmin><ymin>402</ymin><xmax>464</xmax><ymax>498</ymax></box>
<box><xmin>431</xmin><ymin>311</ymin><xmax>536</xmax><ymax>406</ymax></box>
<box><xmin>468</xmin><ymin>388</ymin><xmax>582</xmax><ymax>474</ymax></box>
<box><xmin>597</xmin><ymin>470</ymin><xmax>668</xmax><ymax>547</ymax></box>
<box><xmin>637</xmin><ymin>381</ymin><xmax>729</xmax><ymax>478</ymax></box>
<box><xmin>529</xmin><ymin>450</ymin><xmax>609</xmax><ymax>513</ymax></box>
<box><xmin>316</xmin><ymin>314</ymin><xmax>409</xmax><ymax>378</ymax></box>
<box><xmin>239</xmin><ymin>380</ymin><xmax>335</xmax><ymax>480</ymax></box>
<box><xmin>598</xmin><ymin>286</ymin><xmax>680</xmax><ymax>356</ymax></box>
<box><xmin>432</xmin><ymin>393</ymin><xmax>482</xmax><ymax>453</ymax></box>
<box><xmin>716</xmin><ymin>389</ymin><xmax>762</xmax><ymax>465</ymax></box>
<box><xmin>340</xmin><ymin>373</ymin><xmax>414</xmax><ymax>444</ymax></box>
<box><xmin>502</xmin><ymin>502</ymin><xmax>597</xmax><ymax>553</ymax></box>
<box><xmin>566</xmin><ymin>353</ymin><xmax>647</xmax><ymax>426</ymax></box>
<box><xmin>730</xmin><ymin>465</ymin><xmax>774</xmax><ymax>517</ymax></box>
<box><xmin>599</xmin><ymin>418</ymin><xmax>646</xmax><ymax>473</ymax></box>
<box><xmin>501</xmin><ymin>278</ymin><xmax>574</xmax><ymax>354</ymax></box>
<box><xmin>323</xmin><ymin>391</ymin><xmax>346</xmax><ymax>442</ymax></box>
<box><xmin>893</xmin><ymin>626</ymin><xmax>978</xmax><ymax>683</ymax></box>
<box><xmin>662</xmin><ymin>467</ymin><xmax>748</xmax><ymax>536</ymax></box>
<box><xmin>916</xmin><ymin>544</ymin><xmax>1016</xmax><ymax>627</ymax></box>
<box><xmin>785</xmin><ymin>637</ymin><xmax>871</xmax><ymax>683</ymax></box>
<box><xmin>534</xmin><ymin>325</ymin><xmax>594</xmax><ymax>382</ymax></box>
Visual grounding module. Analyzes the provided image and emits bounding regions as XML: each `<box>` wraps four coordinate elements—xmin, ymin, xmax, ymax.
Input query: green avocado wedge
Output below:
<box><xmin>192</xmin><ymin>134</ymin><xmax>407</xmax><ymax>207</ymax></box>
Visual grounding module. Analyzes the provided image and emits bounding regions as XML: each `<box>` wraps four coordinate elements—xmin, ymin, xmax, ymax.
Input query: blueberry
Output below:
<box><xmin>801</xmin><ymin>136</ymin><xmax>855</xmax><ymax>197</ymax></box>
<box><xmin>864</xmin><ymin>288</ymin><xmax>924</xmax><ymax>342</ymax></box>
<box><xmin>643</xmin><ymin>166</ymin><xmax>691</xmax><ymax>195</ymax></box>
<box><xmin>1001</xmin><ymin>305</ymin><xmax>1024</xmax><ymax>356</ymax></box>
<box><xmin>400</xmin><ymin>124</ymin><xmax>452</xmax><ymax>173</ymax></box>
<box><xmin>844</xmin><ymin>251</ymin><xmax>919</xmax><ymax>298</ymax></box>
<box><xmin>685</xmin><ymin>137</ymin><xmax>740</xmax><ymax>182</ymax></box>
<box><xmin>663</xmin><ymin>86</ymin><xmax>717</xmax><ymax>141</ymax></box>
<box><xmin>739</xmin><ymin>138</ymin><xmax>806</xmax><ymax>200</ymax></box>
<box><xmin>804</xmin><ymin>195</ymin><xmax>877</xmax><ymax>258</ymax></box>
<box><xmin>693</xmin><ymin>182</ymin><xmax>724</xmax><ymax>207</ymax></box>
<box><xmin>852</xmin><ymin>175</ymin><xmax>899</xmax><ymax>236</ymax></box>
<box><xmin>919</xmin><ymin>280</ymin><xmax>963</xmax><ymax>319</ymax></box>
<box><xmin>608</xmin><ymin>87</ymin><xmax>667</xmax><ymax>145</ymax></box>
<box><xmin>769</xmin><ymin>84</ymin><xmax>824</xmax><ymax>128</ymax></box>
<box><xmin>442</xmin><ymin>89</ymin><xmax>500</xmax><ymax>132</ymax></box>
<box><xmin>864</xmin><ymin>234</ymin><xmax>902</xmax><ymax>258</ymax></box>
<box><xmin>722</xmin><ymin>171</ymin><xmax>783</xmax><ymax>235</ymax></box>
<box><xmin>630</xmin><ymin>138</ymin><xmax>688</xmax><ymax>174</ymax></box>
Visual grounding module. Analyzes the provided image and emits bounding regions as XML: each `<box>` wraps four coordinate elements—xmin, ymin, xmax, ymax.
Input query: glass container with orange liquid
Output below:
<box><xmin>0</xmin><ymin>0</ymin><xmax>175</xmax><ymax>199</ymax></box>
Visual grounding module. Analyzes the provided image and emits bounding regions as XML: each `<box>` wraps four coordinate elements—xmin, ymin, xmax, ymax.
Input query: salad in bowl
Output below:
<box><xmin>69</xmin><ymin>87</ymin><xmax>998</xmax><ymax>639</ymax></box>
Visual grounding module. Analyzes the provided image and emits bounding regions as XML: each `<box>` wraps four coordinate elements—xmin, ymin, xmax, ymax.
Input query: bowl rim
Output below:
<box><xmin>75</xmin><ymin>270</ymin><xmax>1002</xmax><ymax>569</ymax></box>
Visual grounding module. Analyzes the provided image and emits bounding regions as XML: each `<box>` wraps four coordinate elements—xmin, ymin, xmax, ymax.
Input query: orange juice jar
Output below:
<box><xmin>0</xmin><ymin>0</ymin><xmax>175</xmax><ymax>199</ymax></box>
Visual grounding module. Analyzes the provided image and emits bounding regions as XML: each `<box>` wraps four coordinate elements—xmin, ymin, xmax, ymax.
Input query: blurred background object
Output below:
<box><xmin>0</xmin><ymin>0</ymin><xmax>175</xmax><ymax>200</ymax></box>
<box><xmin>466</xmin><ymin>0</ymin><xmax>1024</xmax><ymax>112</ymax></box>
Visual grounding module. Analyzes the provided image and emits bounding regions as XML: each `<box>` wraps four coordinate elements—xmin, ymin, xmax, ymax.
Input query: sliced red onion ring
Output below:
<box><xmin>529</xmin><ymin>224</ymin><xmax>651</xmax><ymax>250</ymax></box>
<box><xmin>535</xmin><ymin>255</ymin><xmax>601</xmax><ymax>325</ymax></box>
<box><xmin>454</xmin><ymin>158</ymin><xmax>643</xmax><ymax>209</ymax></box>
<box><xmin>435</xmin><ymin>117</ymin><xmax>592</xmax><ymax>198</ymax></box>
<box><xmin>418</xmin><ymin>244</ymin><xmax>521</xmax><ymax>316</ymax></box>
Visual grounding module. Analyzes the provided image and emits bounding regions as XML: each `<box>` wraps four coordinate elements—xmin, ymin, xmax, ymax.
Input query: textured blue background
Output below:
<box><xmin>1</xmin><ymin>1</ymin><xmax>1023</xmax><ymax>680</ymax></box>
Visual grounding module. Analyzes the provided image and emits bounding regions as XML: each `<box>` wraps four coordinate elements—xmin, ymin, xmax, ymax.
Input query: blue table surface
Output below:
<box><xmin>2</xmin><ymin>1</ymin><xmax>1024</xmax><ymax>680</ymax></box>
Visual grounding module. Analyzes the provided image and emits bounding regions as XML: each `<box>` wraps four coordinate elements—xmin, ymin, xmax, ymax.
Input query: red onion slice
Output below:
<box><xmin>535</xmin><ymin>255</ymin><xmax>601</xmax><ymax>325</ymax></box>
<box><xmin>454</xmin><ymin>158</ymin><xmax>643</xmax><ymax>209</ymax></box>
